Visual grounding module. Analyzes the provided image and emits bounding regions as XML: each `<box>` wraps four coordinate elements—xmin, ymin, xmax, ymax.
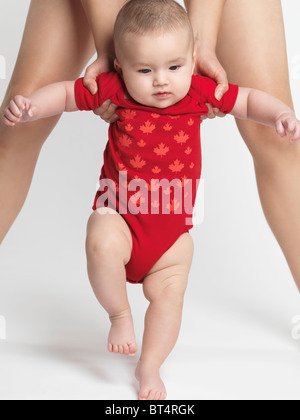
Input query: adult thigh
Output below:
<box><xmin>216</xmin><ymin>0</ymin><xmax>298</xmax><ymax>161</ymax></box>
<box><xmin>1</xmin><ymin>0</ymin><xmax>95</xmax><ymax>108</ymax></box>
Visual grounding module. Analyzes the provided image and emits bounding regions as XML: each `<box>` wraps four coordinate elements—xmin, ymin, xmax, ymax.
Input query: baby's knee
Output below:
<box><xmin>143</xmin><ymin>272</ymin><xmax>188</xmax><ymax>305</ymax></box>
<box><xmin>86</xmin><ymin>231</ymin><xmax>120</xmax><ymax>260</ymax></box>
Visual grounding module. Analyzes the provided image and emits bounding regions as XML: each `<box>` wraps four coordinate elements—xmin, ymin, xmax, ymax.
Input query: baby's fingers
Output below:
<box><xmin>282</xmin><ymin>118</ymin><xmax>297</xmax><ymax>136</ymax></box>
<box><xmin>290</xmin><ymin>122</ymin><xmax>300</xmax><ymax>143</ymax></box>
<box><xmin>2</xmin><ymin>114</ymin><xmax>16</xmax><ymax>127</ymax></box>
<box><xmin>14</xmin><ymin>95</ymin><xmax>33</xmax><ymax>116</ymax></box>
<box><xmin>9</xmin><ymin>98</ymin><xmax>24</xmax><ymax>118</ymax></box>
<box><xmin>275</xmin><ymin>120</ymin><xmax>286</xmax><ymax>138</ymax></box>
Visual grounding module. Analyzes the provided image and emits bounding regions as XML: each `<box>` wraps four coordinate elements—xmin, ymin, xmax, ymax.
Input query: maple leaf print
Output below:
<box><xmin>154</xmin><ymin>143</ymin><xmax>170</xmax><ymax>158</ymax></box>
<box><xmin>185</xmin><ymin>147</ymin><xmax>192</xmax><ymax>155</ymax></box>
<box><xmin>151</xmin><ymin>200</ymin><xmax>160</xmax><ymax>209</ymax></box>
<box><xmin>119</xmin><ymin>134</ymin><xmax>132</xmax><ymax>148</ymax></box>
<box><xmin>122</xmin><ymin>109</ymin><xmax>136</xmax><ymax>120</ymax></box>
<box><xmin>137</xmin><ymin>139</ymin><xmax>146</xmax><ymax>148</ymax></box>
<box><xmin>169</xmin><ymin>159</ymin><xmax>185</xmax><ymax>173</ymax></box>
<box><xmin>163</xmin><ymin>123</ymin><xmax>173</xmax><ymax>132</ymax></box>
<box><xmin>130</xmin><ymin>155</ymin><xmax>146</xmax><ymax>169</ymax></box>
<box><xmin>177</xmin><ymin>176</ymin><xmax>190</xmax><ymax>188</ymax></box>
<box><xmin>151</xmin><ymin>113</ymin><xmax>160</xmax><ymax>119</ymax></box>
<box><xmin>187</xmin><ymin>118</ymin><xmax>194</xmax><ymax>126</ymax></box>
<box><xmin>140</xmin><ymin>120</ymin><xmax>156</xmax><ymax>134</ymax></box>
<box><xmin>152</xmin><ymin>166</ymin><xmax>162</xmax><ymax>174</ymax></box>
<box><xmin>190</xmin><ymin>163</ymin><xmax>195</xmax><ymax>169</ymax></box>
<box><xmin>125</xmin><ymin>123</ymin><xmax>134</xmax><ymax>132</ymax></box>
<box><xmin>148</xmin><ymin>179</ymin><xmax>160</xmax><ymax>192</ymax></box>
<box><xmin>167</xmin><ymin>199</ymin><xmax>180</xmax><ymax>213</ymax></box>
<box><xmin>118</xmin><ymin>163</ymin><xmax>128</xmax><ymax>172</ymax></box>
<box><xmin>174</xmin><ymin>130</ymin><xmax>189</xmax><ymax>145</ymax></box>
<box><xmin>169</xmin><ymin>116</ymin><xmax>180</xmax><ymax>120</ymax></box>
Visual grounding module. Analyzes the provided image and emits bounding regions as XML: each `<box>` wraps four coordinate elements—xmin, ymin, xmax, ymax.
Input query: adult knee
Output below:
<box><xmin>237</xmin><ymin>120</ymin><xmax>300</xmax><ymax>168</ymax></box>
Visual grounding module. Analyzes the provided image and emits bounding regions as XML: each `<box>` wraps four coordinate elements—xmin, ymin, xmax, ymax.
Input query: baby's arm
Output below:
<box><xmin>230</xmin><ymin>87</ymin><xmax>300</xmax><ymax>142</ymax></box>
<box><xmin>2</xmin><ymin>81</ymin><xmax>78</xmax><ymax>126</ymax></box>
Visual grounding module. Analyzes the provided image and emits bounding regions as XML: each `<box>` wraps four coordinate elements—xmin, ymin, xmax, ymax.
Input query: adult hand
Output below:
<box><xmin>194</xmin><ymin>48</ymin><xmax>229</xmax><ymax>121</ymax></box>
<box><xmin>83</xmin><ymin>55</ymin><xmax>119</xmax><ymax>124</ymax></box>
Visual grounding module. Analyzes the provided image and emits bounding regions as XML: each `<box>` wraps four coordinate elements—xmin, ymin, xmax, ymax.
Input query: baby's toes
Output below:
<box><xmin>122</xmin><ymin>344</ymin><xmax>130</xmax><ymax>355</ymax></box>
<box><xmin>160</xmin><ymin>392</ymin><xmax>167</xmax><ymax>400</ymax></box>
<box><xmin>128</xmin><ymin>342</ymin><xmax>137</xmax><ymax>356</ymax></box>
<box><xmin>139</xmin><ymin>388</ymin><xmax>150</xmax><ymax>401</ymax></box>
<box><xmin>112</xmin><ymin>344</ymin><xmax>120</xmax><ymax>353</ymax></box>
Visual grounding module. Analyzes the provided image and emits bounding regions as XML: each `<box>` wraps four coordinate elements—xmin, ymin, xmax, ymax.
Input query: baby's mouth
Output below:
<box><xmin>154</xmin><ymin>92</ymin><xmax>171</xmax><ymax>99</ymax></box>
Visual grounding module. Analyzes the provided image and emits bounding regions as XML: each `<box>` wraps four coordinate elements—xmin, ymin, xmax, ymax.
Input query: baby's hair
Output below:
<box><xmin>114</xmin><ymin>0</ymin><xmax>193</xmax><ymax>54</ymax></box>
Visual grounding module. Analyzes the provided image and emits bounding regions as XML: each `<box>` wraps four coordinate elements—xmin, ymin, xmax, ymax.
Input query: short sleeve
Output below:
<box><xmin>74</xmin><ymin>71</ymin><xmax>122</xmax><ymax>111</ymax></box>
<box><xmin>191</xmin><ymin>75</ymin><xmax>239</xmax><ymax>114</ymax></box>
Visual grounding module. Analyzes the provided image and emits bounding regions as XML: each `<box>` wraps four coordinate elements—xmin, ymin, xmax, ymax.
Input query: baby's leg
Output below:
<box><xmin>136</xmin><ymin>233</ymin><xmax>194</xmax><ymax>400</ymax></box>
<box><xmin>85</xmin><ymin>208</ymin><xmax>137</xmax><ymax>356</ymax></box>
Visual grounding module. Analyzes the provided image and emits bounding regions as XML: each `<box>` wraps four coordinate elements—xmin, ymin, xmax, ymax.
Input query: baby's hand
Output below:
<box><xmin>275</xmin><ymin>112</ymin><xmax>300</xmax><ymax>143</ymax></box>
<box><xmin>2</xmin><ymin>95</ymin><xmax>37</xmax><ymax>127</ymax></box>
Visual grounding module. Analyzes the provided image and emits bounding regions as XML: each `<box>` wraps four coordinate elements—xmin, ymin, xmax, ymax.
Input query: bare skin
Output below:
<box><xmin>0</xmin><ymin>0</ymin><xmax>93</xmax><ymax>243</ymax></box>
<box><xmin>216</xmin><ymin>0</ymin><xmax>300</xmax><ymax>290</ymax></box>
<box><xmin>0</xmin><ymin>0</ymin><xmax>123</xmax><ymax>244</ymax></box>
<box><xmin>1</xmin><ymin>0</ymin><xmax>299</xmax><ymax>402</ymax></box>
<box><xmin>86</xmin><ymin>209</ymin><xmax>194</xmax><ymax>400</ymax></box>
<box><xmin>185</xmin><ymin>0</ymin><xmax>300</xmax><ymax>291</ymax></box>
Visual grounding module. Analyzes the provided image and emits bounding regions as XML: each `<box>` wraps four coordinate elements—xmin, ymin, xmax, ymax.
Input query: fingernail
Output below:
<box><xmin>216</xmin><ymin>91</ymin><xmax>222</xmax><ymax>101</ymax></box>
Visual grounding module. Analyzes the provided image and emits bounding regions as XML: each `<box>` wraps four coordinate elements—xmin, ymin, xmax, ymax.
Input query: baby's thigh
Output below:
<box><xmin>86</xmin><ymin>208</ymin><xmax>133</xmax><ymax>265</ymax></box>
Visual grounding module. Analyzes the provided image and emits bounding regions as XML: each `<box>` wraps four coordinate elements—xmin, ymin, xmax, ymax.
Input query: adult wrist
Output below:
<box><xmin>193</xmin><ymin>35</ymin><xmax>217</xmax><ymax>56</ymax></box>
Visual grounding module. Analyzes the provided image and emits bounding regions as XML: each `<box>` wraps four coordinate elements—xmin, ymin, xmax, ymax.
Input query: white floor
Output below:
<box><xmin>1</xmin><ymin>243</ymin><xmax>300</xmax><ymax>401</ymax></box>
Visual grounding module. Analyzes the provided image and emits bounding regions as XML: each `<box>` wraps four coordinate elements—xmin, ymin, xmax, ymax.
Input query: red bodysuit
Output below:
<box><xmin>75</xmin><ymin>72</ymin><xmax>239</xmax><ymax>284</ymax></box>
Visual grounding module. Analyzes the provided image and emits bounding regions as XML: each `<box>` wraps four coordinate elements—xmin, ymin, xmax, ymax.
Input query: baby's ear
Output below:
<box><xmin>114</xmin><ymin>59</ymin><xmax>123</xmax><ymax>77</ymax></box>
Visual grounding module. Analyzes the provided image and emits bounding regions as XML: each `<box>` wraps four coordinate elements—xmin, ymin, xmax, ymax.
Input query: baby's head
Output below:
<box><xmin>114</xmin><ymin>0</ymin><xmax>195</xmax><ymax>109</ymax></box>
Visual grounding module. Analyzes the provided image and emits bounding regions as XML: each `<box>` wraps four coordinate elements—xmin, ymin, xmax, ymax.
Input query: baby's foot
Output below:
<box><xmin>135</xmin><ymin>361</ymin><xmax>167</xmax><ymax>400</ymax></box>
<box><xmin>108</xmin><ymin>310</ymin><xmax>137</xmax><ymax>357</ymax></box>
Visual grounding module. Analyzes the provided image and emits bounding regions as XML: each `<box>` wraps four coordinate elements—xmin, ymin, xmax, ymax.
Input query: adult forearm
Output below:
<box><xmin>81</xmin><ymin>0</ymin><xmax>126</xmax><ymax>56</ymax></box>
<box><xmin>184</xmin><ymin>0</ymin><xmax>226</xmax><ymax>52</ymax></box>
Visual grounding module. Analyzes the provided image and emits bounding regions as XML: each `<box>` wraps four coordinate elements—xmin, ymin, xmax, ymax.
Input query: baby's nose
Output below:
<box><xmin>153</xmin><ymin>72</ymin><xmax>169</xmax><ymax>87</ymax></box>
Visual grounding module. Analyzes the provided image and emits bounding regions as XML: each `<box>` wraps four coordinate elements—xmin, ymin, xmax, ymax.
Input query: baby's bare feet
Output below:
<box><xmin>108</xmin><ymin>310</ymin><xmax>137</xmax><ymax>357</ymax></box>
<box><xmin>135</xmin><ymin>361</ymin><xmax>167</xmax><ymax>400</ymax></box>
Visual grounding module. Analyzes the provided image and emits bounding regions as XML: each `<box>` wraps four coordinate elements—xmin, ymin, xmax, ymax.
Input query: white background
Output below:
<box><xmin>1</xmin><ymin>0</ymin><xmax>300</xmax><ymax>400</ymax></box>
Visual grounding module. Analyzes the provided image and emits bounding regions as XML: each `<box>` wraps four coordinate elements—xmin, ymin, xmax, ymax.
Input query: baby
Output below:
<box><xmin>3</xmin><ymin>0</ymin><xmax>300</xmax><ymax>401</ymax></box>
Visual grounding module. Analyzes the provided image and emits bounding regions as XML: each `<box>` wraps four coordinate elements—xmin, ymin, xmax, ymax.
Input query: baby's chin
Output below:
<box><xmin>136</xmin><ymin>97</ymin><xmax>182</xmax><ymax>109</ymax></box>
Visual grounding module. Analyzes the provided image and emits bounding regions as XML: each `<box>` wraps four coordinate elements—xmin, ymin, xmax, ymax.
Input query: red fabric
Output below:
<box><xmin>75</xmin><ymin>72</ymin><xmax>239</xmax><ymax>283</ymax></box>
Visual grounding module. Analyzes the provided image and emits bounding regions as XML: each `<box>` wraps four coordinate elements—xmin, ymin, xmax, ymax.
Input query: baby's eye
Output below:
<box><xmin>169</xmin><ymin>65</ymin><xmax>181</xmax><ymax>71</ymax></box>
<box><xmin>138</xmin><ymin>69</ymin><xmax>151</xmax><ymax>74</ymax></box>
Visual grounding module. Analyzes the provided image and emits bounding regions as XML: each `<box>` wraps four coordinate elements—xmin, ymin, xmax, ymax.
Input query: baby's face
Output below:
<box><xmin>115</xmin><ymin>28</ymin><xmax>195</xmax><ymax>108</ymax></box>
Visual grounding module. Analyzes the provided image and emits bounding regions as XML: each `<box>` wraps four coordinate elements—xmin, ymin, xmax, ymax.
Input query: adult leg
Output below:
<box><xmin>86</xmin><ymin>209</ymin><xmax>137</xmax><ymax>356</ymax></box>
<box><xmin>135</xmin><ymin>232</ymin><xmax>194</xmax><ymax>400</ymax></box>
<box><xmin>0</xmin><ymin>0</ymin><xmax>95</xmax><ymax>243</ymax></box>
<box><xmin>216</xmin><ymin>0</ymin><xmax>300</xmax><ymax>290</ymax></box>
